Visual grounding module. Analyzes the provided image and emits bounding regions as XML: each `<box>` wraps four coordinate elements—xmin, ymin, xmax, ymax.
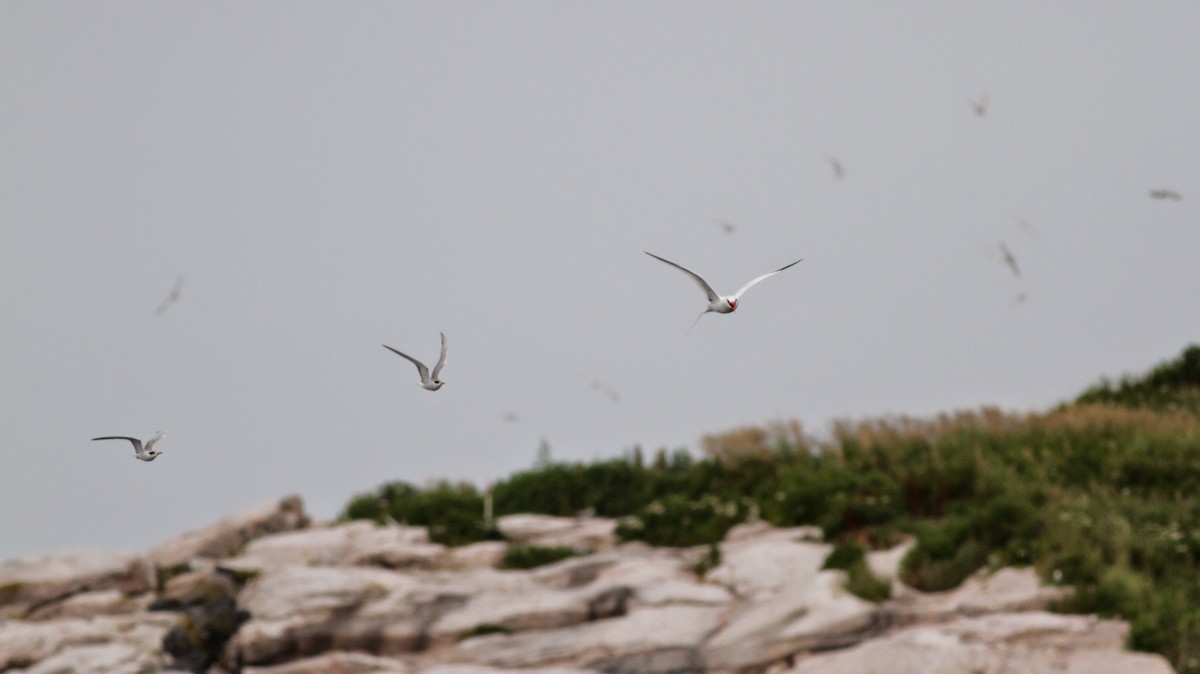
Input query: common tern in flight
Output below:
<box><xmin>383</xmin><ymin>333</ymin><xmax>448</xmax><ymax>391</ymax></box>
<box><xmin>155</xmin><ymin>277</ymin><xmax>184</xmax><ymax>316</ymax></box>
<box><xmin>826</xmin><ymin>156</ymin><xmax>845</xmax><ymax>181</ymax></box>
<box><xmin>997</xmin><ymin>241</ymin><xmax>1021</xmax><ymax>278</ymax></box>
<box><xmin>92</xmin><ymin>431</ymin><xmax>166</xmax><ymax>461</ymax></box>
<box><xmin>644</xmin><ymin>251</ymin><xmax>803</xmax><ymax>333</ymax></box>
<box><xmin>971</xmin><ymin>93</ymin><xmax>989</xmax><ymax>117</ymax></box>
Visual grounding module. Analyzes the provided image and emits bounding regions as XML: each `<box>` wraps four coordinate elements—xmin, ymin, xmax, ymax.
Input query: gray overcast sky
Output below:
<box><xmin>2</xmin><ymin>3</ymin><xmax>1198</xmax><ymax>560</ymax></box>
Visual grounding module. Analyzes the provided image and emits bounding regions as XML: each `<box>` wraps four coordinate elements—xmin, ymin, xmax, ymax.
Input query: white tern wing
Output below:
<box><xmin>732</xmin><ymin>259</ymin><xmax>803</xmax><ymax>300</ymax></box>
<box><xmin>644</xmin><ymin>251</ymin><xmax>720</xmax><ymax>303</ymax></box>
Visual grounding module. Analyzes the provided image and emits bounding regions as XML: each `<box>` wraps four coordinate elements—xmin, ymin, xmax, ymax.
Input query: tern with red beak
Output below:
<box><xmin>644</xmin><ymin>251</ymin><xmax>802</xmax><ymax>332</ymax></box>
<box><xmin>383</xmin><ymin>333</ymin><xmax>448</xmax><ymax>391</ymax></box>
<box><xmin>92</xmin><ymin>431</ymin><xmax>166</xmax><ymax>462</ymax></box>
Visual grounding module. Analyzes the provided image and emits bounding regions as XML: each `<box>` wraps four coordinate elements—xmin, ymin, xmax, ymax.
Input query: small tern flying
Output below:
<box><xmin>155</xmin><ymin>277</ymin><xmax>185</xmax><ymax>316</ymax></box>
<box><xmin>997</xmin><ymin>241</ymin><xmax>1021</xmax><ymax>278</ymax></box>
<box><xmin>383</xmin><ymin>333</ymin><xmax>448</xmax><ymax>391</ymax></box>
<box><xmin>92</xmin><ymin>431</ymin><xmax>166</xmax><ymax>461</ymax></box>
<box><xmin>644</xmin><ymin>251</ymin><xmax>802</xmax><ymax>332</ymax></box>
<box><xmin>971</xmin><ymin>93</ymin><xmax>989</xmax><ymax>117</ymax></box>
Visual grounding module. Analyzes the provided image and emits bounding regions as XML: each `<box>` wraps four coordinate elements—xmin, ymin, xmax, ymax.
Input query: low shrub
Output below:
<box><xmin>500</xmin><ymin>545</ymin><xmax>584</xmax><ymax>570</ymax></box>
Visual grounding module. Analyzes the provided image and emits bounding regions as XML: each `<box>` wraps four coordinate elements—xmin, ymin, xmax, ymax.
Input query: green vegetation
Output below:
<box><xmin>692</xmin><ymin>543</ymin><xmax>722</xmax><ymax>579</ymax></box>
<box><xmin>342</xmin><ymin>480</ymin><xmax>500</xmax><ymax>546</ymax></box>
<box><xmin>500</xmin><ymin>545</ymin><xmax>585</xmax><ymax>570</ymax></box>
<box><xmin>822</xmin><ymin>541</ymin><xmax>892</xmax><ymax>602</ymax></box>
<box><xmin>458</xmin><ymin>623</ymin><xmax>512</xmax><ymax>640</ymax></box>
<box><xmin>342</xmin><ymin>344</ymin><xmax>1200</xmax><ymax>673</ymax></box>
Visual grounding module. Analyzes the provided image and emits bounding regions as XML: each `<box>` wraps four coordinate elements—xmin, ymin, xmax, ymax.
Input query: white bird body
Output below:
<box><xmin>92</xmin><ymin>431</ymin><xmax>166</xmax><ymax>461</ymax></box>
<box><xmin>383</xmin><ymin>333</ymin><xmax>448</xmax><ymax>391</ymax></box>
<box><xmin>644</xmin><ymin>251</ymin><xmax>803</xmax><ymax>325</ymax></box>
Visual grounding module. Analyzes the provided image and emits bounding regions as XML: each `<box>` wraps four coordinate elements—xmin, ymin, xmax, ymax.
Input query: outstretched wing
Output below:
<box><xmin>431</xmin><ymin>332</ymin><xmax>448</xmax><ymax>380</ymax></box>
<box><xmin>145</xmin><ymin>431</ymin><xmax>166</xmax><ymax>452</ymax></box>
<box><xmin>732</xmin><ymin>259</ymin><xmax>803</xmax><ymax>300</ymax></box>
<box><xmin>644</xmin><ymin>251</ymin><xmax>720</xmax><ymax>303</ymax></box>
<box><xmin>92</xmin><ymin>436</ymin><xmax>144</xmax><ymax>452</ymax></box>
<box><xmin>383</xmin><ymin>344</ymin><xmax>431</xmax><ymax>383</ymax></box>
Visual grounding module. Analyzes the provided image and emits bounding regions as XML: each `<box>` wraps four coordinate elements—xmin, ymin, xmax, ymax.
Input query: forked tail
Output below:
<box><xmin>681</xmin><ymin>310</ymin><xmax>708</xmax><ymax>340</ymax></box>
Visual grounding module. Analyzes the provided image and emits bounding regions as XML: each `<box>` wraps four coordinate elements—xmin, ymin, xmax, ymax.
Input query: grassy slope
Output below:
<box><xmin>343</xmin><ymin>344</ymin><xmax>1200</xmax><ymax>672</ymax></box>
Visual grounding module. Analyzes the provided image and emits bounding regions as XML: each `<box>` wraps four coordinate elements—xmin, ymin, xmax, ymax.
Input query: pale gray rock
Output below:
<box><xmin>865</xmin><ymin>537</ymin><xmax>914</xmax><ymax>581</ymax></box>
<box><xmin>158</xmin><ymin>567</ymin><xmax>239</xmax><ymax>609</ymax></box>
<box><xmin>783</xmin><ymin>612</ymin><xmax>1175</xmax><ymax>674</ymax></box>
<box><xmin>146</xmin><ymin>495</ymin><xmax>310</xmax><ymax>569</ymax></box>
<box><xmin>702</xmin><ymin>571</ymin><xmax>877</xmax><ymax>670</ymax></box>
<box><xmin>25</xmin><ymin>588</ymin><xmax>146</xmax><ymax>621</ymax></box>
<box><xmin>496</xmin><ymin>515</ymin><xmax>618</xmax><ymax>552</ymax></box>
<box><xmin>420</xmin><ymin>662</ymin><xmax>600</xmax><ymax>666</ymax></box>
<box><xmin>706</xmin><ymin>527</ymin><xmax>830</xmax><ymax>598</ymax></box>
<box><xmin>457</xmin><ymin>605</ymin><xmax>724</xmax><ymax>672</ymax></box>
<box><xmin>887</xmin><ymin>567</ymin><xmax>1071</xmax><ymax>626</ymax></box>
<box><xmin>229</xmin><ymin>566</ymin><xmax>425</xmax><ymax>665</ymax></box>
<box><xmin>0</xmin><ymin>614</ymin><xmax>179</xmax><ymax>672</ymax></box>
<box><xmin>10</xmin><ymin>642</ymin><xmax>166</xmax><ymax>674</ymax></box>
<box><xmin>439</xmin><ymin>542</ymin><xmax>507</xmax><ymax>571</ymax></box>
<box><xmin>0</xmin><ymin>549</ymin><xmax>154</xmax><ymax>618</ymax></box>
<box><xmin>234</xmin><ymin>521</ymin><xmax>442</xmax><ymax>571</ymax></box>
<box><xmin>583</xmin><ymin>551</ymin><xmax>731</xmax><ymax>609</ymax></box>
<box><xmin>243</xmin><ymin>651</ymin><xmax>411</xmax><ymax>674</ymax></box>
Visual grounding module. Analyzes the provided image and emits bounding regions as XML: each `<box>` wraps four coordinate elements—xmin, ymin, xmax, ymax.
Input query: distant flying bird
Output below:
<box><xmin>644</xmin><ymin>251</ymin><xmax>803</xmax><ymax>332</ymax></box>
<box><xmin>1149</xmin><ymin>189</ymin><xmax>1182</xmax><ymax>201</ymax></box>
<box><xmin>92</xmin><ymin>431</ymin><xmax>166</xmax><ymax>462</ymax></box>
<box><xmin>590</xmin><ymin>379</ymin><xmax>621</xmax><ymax>402</ymax></box>
<box><xmin>997</xmin><ymin>241</ymin><xmax>1021</xmax><ymax>278</ymax></box>
<box><xmin>1016</xmin><ymin>218</ymin><xmax>1037</xmax><ymax>237</ymax></box>
<box><xmin>719</xmin><ymin>220</ymin><xmax>737</xmax><ymax>235</ymax></box>
<box><xmin>155</xmin><ymin>277</ymin><xmax>185</xmax><ymax>316</ymax></box>
<box><xmin>1010</xmin><ymin>292</ymin><xmax>1029</xmax><ymax>307</ymax></box>
<box><xmin>826</xmin><ymin>156</ymin><xmax>844</xmax><ymax>181</ymax></box>
<box><xmin>383</xmin><ymin>333</ymin><xmax>448</xmax><ymax>391</ymax></box>
<box><xmin>971</xmin><ymin>93</ymin><xmax>989</xmax><ymax>117</ymax></box>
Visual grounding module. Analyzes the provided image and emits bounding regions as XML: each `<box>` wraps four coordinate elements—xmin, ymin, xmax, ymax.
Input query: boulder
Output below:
<box><xmin>701</xmin><ymin>571</ymin><xmax>878</xmax><ymax>671</ymax></box>
<box><xmin>865</xmin><ymin>538</ymin><xmax>914</xmax><ymax>582</ymax></box>
<box><xmin>887</xmin><ymin>567</ymin><xmax>1071</xmax><ymax>626</ymax></box>
<box><xmin>417</xmin><ymin>662</ymin><xmax>600</xmax><ymax>666</ymax></box>
<box><xmin>25</xmin><ymin>588</ymin><xmax>146</xmax><ymax>621</ymax></box>
<box><xmin>242</xmin><ymin>651</ymin><xmax>411</xmax><ymax>674</ymax></box>
<box><xmin>439</xmin><ymin>542</ymin><xmax>508</xmax><ymax>571</ymax></box>
<box><xmin>156</xmin><ymin>567</ymin><xmax>240</xmax><ymax>610</ymax></box>
<box><xmin>706</xmin><ymin>526</ymin><xmax>830</xmax><ymax>598</ymax></box>
<box><xmin>495</xmin><ymin>515</ymin><xmax>618</xmax><ymax>552</ymax></box>
<box><xmin>233</xmin><ymin>521</ymin><xmax>442</xmax><ymax>571</ymax></box>
<box><xmin>783</xmin><ymin>612</ymin><xmax>1175</xmax><ymax>674</ymax></box>
<box><xmin>0</xmin><ymin>549</ymin><xmax>154</xmax><ymax>618</ymax></box>
<box><xmin>228</xmin><ymin>565</ymin><xmax>423</xmax><ymax>665</ymax></box>
<box><xmin>457</xmin><ymin>605</ymin><xmax>724</xmax><ymax>672</ymax></box>
<box><xmin>146</xmin><ymin>495</ymin><xmax>310</xmax><ymax>569</ymax></box>
<box><xmin>10</xmin><ymin>642</ymin><xmax>166</xmax><ymax>674</ymax></box>
<box><xmin>0</xmin><ymin>614</ymin><xmax>179</xmax><ymax>672</ymax></box>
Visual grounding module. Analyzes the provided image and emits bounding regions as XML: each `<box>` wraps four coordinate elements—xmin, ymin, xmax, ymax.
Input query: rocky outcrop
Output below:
<box><xmin>146</xmin><ymin>495</ymin><xmax>310</xmax><ymax>570</ymax></box>
<box><xmin>0</xmin><ymin>549</ymin><xmax>154</xmax><ymax>619</ymax></box>
<box><xmin>0</xmin><ymin>497</ymin><xmax>1177</xmax><ymax>674</ymax></box>
<box><xmin>495</xmin><ymin>515</ymin><xmax>618</xmax><ymax>552</ymax></box>
<box><xmin>782</xmin><ymin>612</ymin><xmax>1175</xmax><ymax>674</ymax></box>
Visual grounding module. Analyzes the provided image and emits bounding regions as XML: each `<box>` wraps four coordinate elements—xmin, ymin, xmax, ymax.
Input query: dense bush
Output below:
<box><xmin>616</xmin><ymin>494</ymin><xmax>757</xmax><ymax>547</ymax></box>
<box><xmin>500</xmin><ymin>545</ymin><xmax>585</xmax><ymax>570</ymax></box>
<box><xmin>341</xmin><ymin>345</ymin><xmax>1200</xmax><ymax>673</ymax></box>
<box><xmin>342</xmin><ymin>480</ymin><xmax>495</xmax><ymax>546</ymax></box>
